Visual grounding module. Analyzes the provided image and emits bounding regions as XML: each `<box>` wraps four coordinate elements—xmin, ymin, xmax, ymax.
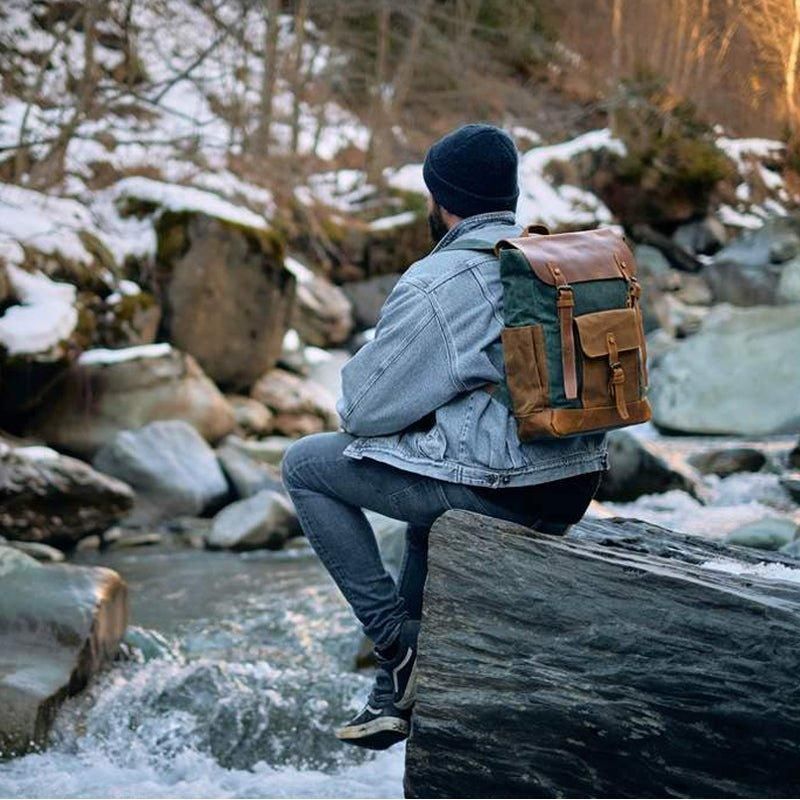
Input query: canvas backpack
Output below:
<box><xmin>446</xmin><ymin>225</ymin><xmax>651</xmax><ymax>440</ymax></box>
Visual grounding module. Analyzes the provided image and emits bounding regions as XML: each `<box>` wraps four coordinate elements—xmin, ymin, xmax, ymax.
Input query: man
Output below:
<box><xmin>282</xmin><ymin>123</ymin><xmax>606</xmax><ymax>750</ymax></box>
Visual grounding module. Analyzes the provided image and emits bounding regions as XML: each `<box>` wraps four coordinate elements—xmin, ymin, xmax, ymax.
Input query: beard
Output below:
<box><xmin>427</xmin><ymin>203</ymin><xmax>449</xmax><ymax>245</ymax></box>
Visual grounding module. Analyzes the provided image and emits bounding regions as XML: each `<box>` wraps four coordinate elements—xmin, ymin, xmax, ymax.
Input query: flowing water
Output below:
<box><xmin>0</xmin><ymin>542</ymin><xmax>405</xmax><ymax>798</ymax></box>
<box><xmin>1</xmin><ymin>426</ymin><xmax>797</xmax><ymax>798</ymax></box>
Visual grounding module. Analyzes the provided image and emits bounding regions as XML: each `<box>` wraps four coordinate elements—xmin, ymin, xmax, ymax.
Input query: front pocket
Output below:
<box><xmin>501</xmin><ymin>324</ymin><xmax>549</xmax><ymax>417</ymax></box>
<box><xmin>574</xmin><ymin>308</ymin><xmax>644</xmax><ymax>416</ymax></box>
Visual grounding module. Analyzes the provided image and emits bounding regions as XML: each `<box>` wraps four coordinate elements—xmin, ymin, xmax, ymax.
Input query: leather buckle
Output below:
<box><xmin>556</xmin><ymin>286</ymin><xmax>574</xmax><ymax>308</ymax></box>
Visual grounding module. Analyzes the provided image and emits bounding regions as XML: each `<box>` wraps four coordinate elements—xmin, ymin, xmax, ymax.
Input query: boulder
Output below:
<box><xmin>704</xmin><ymin>216</ymin><xmax>800</xmax><ymax>306</ymax></box>
<box><xmin>226</xmin><ymin>394</ymin><xmax>274</xmax><ymax>437</ymax></box>
<box><xmin>216</xmin><ymin>440</ymin><xmax>284</xmax><ymax>499</ymax></box>
<box><xmin>205</xmin><ymin>489</ymin><xmax>300</xmax><ymax>550</ymax></box>
<box><xmin>649</xmin><ymin>304</ymin><xmax>800</xmax><ymax>435</ymax></box>
<box><xmin>218</xmin><ymin>434</ymin><xmax>294</xmax><ymax>467</ymax></box>
<box><xmin>24</xmin><ymin>344</ymin><xmax>236</xmax><ymax>458</ymax></box>
<box><xmin>155</xmin><ymin>210</ymin><xmax>295</xmax><ymax>391</ymax></box>
<box><xmin>0</xmin><ymin>443</ymin><xmax>134</xmax><ymax>547</ymax></box>
<box><xmin>93</xmin><ymin>420</ymin><xmax>229</xmax><ymax>523</ymax></box>
<box><xmin>250</xmin><ymin>368</ymin><xmax>339</xmax><ymax>437</ymax></box>
<box><xmin>94</xmin><ymin>282</ymin><xmax>161</xmax><ymax>349</ymax></box>
<box><xmin>672</xmin><ymin>215</ymin><xmax>727</xmax><ymax>255</ymax></box>
<box><xmin>791</xmin><ymin>439</ymin><xmax>800</xmax><ymax>469</ymax></box>
<box><xmin>597</xmin><ymin>430</ymin><xmax>705</xmax><ymax>502</ymax></box>
<box><xmin>0</xmin><ymin>546</ymin><xmax>128</xmax><ymax>756</ymax></box>
<box><xmin>341</xmin><ymin>273</ymin><xmax>401</xmax><ymax>330</ymax></box>
<box><xmin>285</xmin><ymin>257</ymin><xmax>353</xmax><ymax>347</ymax></box>
<box><xmin>688</xmin><ymin>446</ymin><xmax>767</xmax><ymax>477</ymax></box>
<box><xmin>305</xmin><ymin>348</ymin><xmax>349</xmax><ymax>403</ymax></box>
<box><xmin>405</xmin><ymin>510</ymin><xmax>800</xmax><ymax>798</ymax></box>
<box><xmin>725</xmin><ymin>517</ymin><xmax>799</xmax><ymax>550</ymax></box>
<box><xmin>780</xmin><ymin>473</ymin><xmax>800</xmax><ymax>503</ymax></box>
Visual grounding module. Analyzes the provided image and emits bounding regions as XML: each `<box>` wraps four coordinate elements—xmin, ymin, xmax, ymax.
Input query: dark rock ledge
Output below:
<box><xmin>405</xmin><ymin>511</ymin><xmax>800</xmax><ymax>799</ymax></box>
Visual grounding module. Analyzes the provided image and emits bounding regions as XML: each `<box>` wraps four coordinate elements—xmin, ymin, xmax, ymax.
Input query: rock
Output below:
<box><xmin>725</xmin><ymin>517</ymin><xmax>799</xmax><ymax>550</ymax></box>
<box><xmin>341</xmin><ymin>273</ymin><xmax>401</xmax><ymax>330</ymax></box>
<box><xmin>597</xmin><ymin>430</ymin><xmax>705</xmax><ymax>502</ymax></box>
<box><xmin>206</xmin><ymin>489</ymin><xmax>300</xmax><ymax>550</ymax></box>
<box><xmin>95</xmin><ymin>283</ymin><xmax>161</xmax><ymax>349</ymax></box>
<box><xmin>154</xmin><ymin>211</ymin><xmax>294</xmax><ymax>391</ymax></box>
<box><xmin>25</xmin><ymin>344</ymin><xmax>236</xmax><ymax>458</ymax></box>
<box><xmin>216</xmin><ymin>441</ymin><xmax>284</xmax><ymax>499</ymax></box>
<box><xmin>250</xmin><ymin>368</ymin><xmax>339</xmax><ymax>437</ymax></box>
<box><xmin>286</xmin><ymin>258</ymin><xmax>354</xmax><ymax>347</ymax></box>
<box><xmin>780</xmin><ymin>473</ymin><xmax>800</xmax><ymax>503</ymax></box>
<box><xmin>791</xmin><ymin>440</ymin><xmax>800</xmax><ymax>469</ymax></box>
<box><xmin>688</xmin><ymin>446</ymin><xmax>767</xmax><ymax>477</ymax></box>
<box><xmin>777</xmin><ymin>256</ymin><xmax>800</xmax><ymax>302</ymax></box>
<box><xmin>0</xmin><ymin>546</ymin><xmax>128</xmax><ymax>756</ymax></box>
<box><xmin>226</xmin><ymin>394</ymin><xmax>274</xmax><ymax>437</ymax></box>
<box><xmin>103</xmin><ymin>530</ymin><xmax>163</xmax><ymax>550</ymax></box>
<box><xmin>649</xmin><ymin>305</ymin><xmax>800</xmax><ymax>435</ymax></box>
<box><xmin>405</xmin><ymin>510</ymin><xmax>800</xmax><ymax>798</ymax></box>
<box><xmin>672</xmin><ymin>215</ymin><xmax>727</xmax><ymax>255</ymax></box>
<box><xmin>219</xmin><ymin>434</ymin><xmax>294</xmax><ymax>467</ymax></box>
<box><xmin>780</xmin><ymin>539</ymin><xmax>800</xmax><ymax>557</ymax></box>
<box><xmin>630</xmin><ymin>224</ymin><xmax>702</xmax><ymax>272</ymax></box>
<box><xmin>93</xmin><ymin>420</ymin><xmax>229</xmax><ymax>523</ymax></box>
<box><xmin>6</xmin><ymin>541</ymin><xmax>65</xmax><ymax>562</ymax></box>
<box><xmin>0</xmin><ymin>443</ymin><xmax>134</xmax><ymax>547</ymax></box>
<box><xmin>704</xmin><ymin>216</ymin><xmax>800</xmax><ymax>305</ymax></box>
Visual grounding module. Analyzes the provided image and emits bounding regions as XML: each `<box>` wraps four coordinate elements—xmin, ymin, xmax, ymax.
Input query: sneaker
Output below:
<box><xmin>376</xmin><ymin>619</ymin><xmax>420</xmax><ymax>710</ymax></box>
<box><xmin>335</xmin><ymin>689</ymin><xmax>411</xmax><ymax>750</ymax></box>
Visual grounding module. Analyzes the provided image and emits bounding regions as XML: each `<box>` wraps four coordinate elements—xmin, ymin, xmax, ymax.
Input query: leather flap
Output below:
<box><xmin>496</xmin><ymin>227</ymin><xmax>635</xmax><ymax>285</ymax></box>
<box><xmin>574</xmin><ymin>308</ymin><xmax>641</xmax><ymax>357</ymax></box>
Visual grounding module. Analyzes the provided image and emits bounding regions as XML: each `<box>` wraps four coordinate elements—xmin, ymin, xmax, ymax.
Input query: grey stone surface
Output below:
<box><xmin>216</xmin><ymin>441</ymin><xmax>284</xmax><ymax>499</ymax></box>
<box><xmin>341</xmin><ymin>273</ymin><xmax>401</xmax><ymax>330</ymax></box>
<box><xmin>0</xmin><ymin>546</ymin><xmax>128</xmax><ymax>755</ymax></box>
<box><xmin>597</xmin><ymin>430</ymin><xmax>705</xmax><ymax>502</ymax></box>
<box><xmin>704</xmin><ymin>215</ymin><xmax>800</xmax><ymax>305</ymax></box>
<box><xmin>405</xmin><ymin>511</ymin><xmax>800</xmax><ymax>798</ymax></box>
<box><xmin>649</xmin><ymin>304</ymin><xmax>800</xmax><ymax>435</ymax></box>
<box><xmin>206</xmin><ymin>489</ymin><xmax>300</xmax><ymax>550</ymax></box>
<box><xmin>94</xmin><ymin>420</ymin><xmax>229</xmax><ymax>523</ymax></box>
<box><xmin>0</xmin><ymin>443</ymin><xmax>133</xmax><ymax>546</ymax></box>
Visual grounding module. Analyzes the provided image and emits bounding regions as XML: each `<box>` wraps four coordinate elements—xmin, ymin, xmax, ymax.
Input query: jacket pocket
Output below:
<box><xmin>501</xmin><ymin>324</ymin><xmax>549</xmax><ymax>417</ymax></box>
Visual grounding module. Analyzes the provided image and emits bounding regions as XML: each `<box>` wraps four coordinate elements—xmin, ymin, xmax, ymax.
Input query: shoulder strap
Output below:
<box><xmin>440</xmin><ymin>237</ymin><xmax>498</xmax><ymax>253</ymax></box>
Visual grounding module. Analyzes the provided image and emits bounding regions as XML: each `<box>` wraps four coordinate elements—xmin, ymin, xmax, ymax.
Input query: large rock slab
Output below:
<box><xmin>649</xmin><ymin>304</ymin><xmax>800</xmax><ymax>435</ymax></box>
<box><xmin>155</xmin><ymin>211</ymin><xmax>295</xmax><ymax>391</ymax></box>
<box><xmin>405</xmin><ymin>511</ymin><xmax>800</xmax><ymax>798</ymax></box>
<box><xmin>0</xmin><ymin>546</ymin><xmax>128</xmax><ymax>756</ymax></box>
<box><xmin>93</xmin><ymin>420</ymin><xmax>229</xmax><ymax>523</ymax></box>
<box><xmin>24</xmin><ymin>344</ymin><xmax>236</xmax><ymax>458</ymax></box>
<box><xmin>0</xmin><ymin>443</ymin><xmax>133</xmax><ymax>547</ymax></box>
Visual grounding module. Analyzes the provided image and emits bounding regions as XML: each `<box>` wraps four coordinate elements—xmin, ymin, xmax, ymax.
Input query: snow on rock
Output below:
<box><xmin>0</xmin><ymin>264</ymin><xmax>77</xmax><ymax>355</ymax></box>
<box><xmin>715</xmin><ymin>136</ymin><xmax>786</xmax><ymax>172</ymax></box>
<box><xmin>700</xmin><ymin>558</ymin><xmax>800</xmax><ymax>584</ymax></box>
<box><xmin>284</xmin><ymin>256</ymin><xmax>315</xmax><ymax>285</ymax></box>
<box><xmin>516</xmin><ymin>128</ymin><xmax>625</xmax><ymax>229</ymax></box>
<box><xmin>300</xmin><ymin>170</ymin><xmax>374</xmax><ymax>212</ymax></box>
<box><xmin>78</xmin><ymin>343</ymin><xmax>173</xmax><ymax>367</ymax></box>
<box><xmin>113</xmin><ymin>177</ymin><xmax>270</xmax><ymax>230</ymax></box>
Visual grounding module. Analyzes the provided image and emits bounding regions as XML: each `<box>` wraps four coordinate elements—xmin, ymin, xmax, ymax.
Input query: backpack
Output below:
<box><xmin>445</xmin><ymin>225</ymin><xmax>651</xmax><ymax>440</ymax></box>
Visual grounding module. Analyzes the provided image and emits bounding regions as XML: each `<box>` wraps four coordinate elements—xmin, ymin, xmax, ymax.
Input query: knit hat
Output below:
<box><xmin>423</xmin><ymin>123</ymin><xmax>519</xmax><ymax>218</ymax></box>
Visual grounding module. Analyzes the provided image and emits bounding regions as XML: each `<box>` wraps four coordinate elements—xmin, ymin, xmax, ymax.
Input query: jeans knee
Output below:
<box><xmin>281</xmin><ymin>432</ymin><xmax>339</xmax><ymax>490</ymax></box>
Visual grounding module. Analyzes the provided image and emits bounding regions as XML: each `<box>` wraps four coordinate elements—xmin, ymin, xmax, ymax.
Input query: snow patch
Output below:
<box><xmin>78</xmin><ymin>343</ymin><xmax>172</xmax><ymax>366</ymax></box>
<box><xmin>384</xmin><ymin>164</ymin><xmax>426</xmax><ymax>196</ymax></box>
<box><xmin>0</xmin><ymin>264</ymin><xmax>77</xmax><ymax>355</ymax></box>
<box><xmin>700</xmin><ymin>558</ymin><xmax>800</xmax><ymax>584</ymax></box>
<box><xmin>113</xmin><ymin>178</ymin><xmax>269</xmax><ymax>230</ymax></box>
<box><xmin>369</xmin><ymin>211</ymin><xmax>417</xmax><ymax>231</ymax></box>
<box><xmin>284</xmin><ymin>257</ymin><xmax>315</xmax><ymax>285</ymax></box>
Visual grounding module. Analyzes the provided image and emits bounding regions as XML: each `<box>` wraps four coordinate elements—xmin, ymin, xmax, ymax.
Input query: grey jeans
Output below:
<box><xmin>281</xmin><ymin>432</ymin><xmax>600</xmax><ymax>649</ymax></box>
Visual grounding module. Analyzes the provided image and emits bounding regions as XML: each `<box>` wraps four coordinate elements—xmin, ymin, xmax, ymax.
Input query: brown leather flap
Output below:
<box><xmin>574</xmin><ymin>308</ymin><xmax>641</xmax><ymax>358</ymax></box>
<box><xmin>496</xmin><ymin>227</ymin><xmax>635</xmax><ymax>286</ymax></box>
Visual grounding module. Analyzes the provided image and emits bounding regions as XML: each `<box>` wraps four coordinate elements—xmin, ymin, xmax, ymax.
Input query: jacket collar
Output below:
<box><xmin>431</xmin><ymin>211</ymin><xmax>519</xmax><ymax>254</ymax></box>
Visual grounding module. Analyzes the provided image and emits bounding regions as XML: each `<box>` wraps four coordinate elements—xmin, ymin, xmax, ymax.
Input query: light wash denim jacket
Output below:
<box><xmin>336</xmin><ymin>211</ymin><xmax>608</xmax><ymax>488</ymax></box>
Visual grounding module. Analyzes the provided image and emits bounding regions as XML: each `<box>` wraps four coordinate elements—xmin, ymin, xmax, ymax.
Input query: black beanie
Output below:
<box><xmin>423</xmin><ymin>123</ymin><xmax>519</xmax><ymax>218</ymax></box>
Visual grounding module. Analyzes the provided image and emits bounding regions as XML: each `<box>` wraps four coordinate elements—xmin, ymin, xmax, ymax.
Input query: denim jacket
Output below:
<box><xmin>336</xmin><ymin>211</ymin><xmax>608</xmax><ymax>488</ymax></box>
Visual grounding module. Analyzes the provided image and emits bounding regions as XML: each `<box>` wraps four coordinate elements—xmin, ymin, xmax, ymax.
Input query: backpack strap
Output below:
<box><xmin>439</xmin><ymin>237</ymin><xmax>498</xmax><ymax>253</ymax></box>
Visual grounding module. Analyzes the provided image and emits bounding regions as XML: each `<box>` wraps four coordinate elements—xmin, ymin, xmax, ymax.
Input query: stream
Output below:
<box><xmin>0</xmin><ymin>541</ymin><xmax>404</xmax><ymax>798</ymax></box>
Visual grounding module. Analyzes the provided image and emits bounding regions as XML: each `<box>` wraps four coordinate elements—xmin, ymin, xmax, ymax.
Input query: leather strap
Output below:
<box><xmin>615</xmin><ymin>254</ymin><xmax>649</xmax><ymax>389</ymax></box>
<box><xmin>547</xmin><ymin>262</ymin><xmax>577</xmax><ymax>401</ymax></box>
<box><xmin>607</xmin><ymin>332</ymin><xmax>629</xmax><ymax>420</ymax></box>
